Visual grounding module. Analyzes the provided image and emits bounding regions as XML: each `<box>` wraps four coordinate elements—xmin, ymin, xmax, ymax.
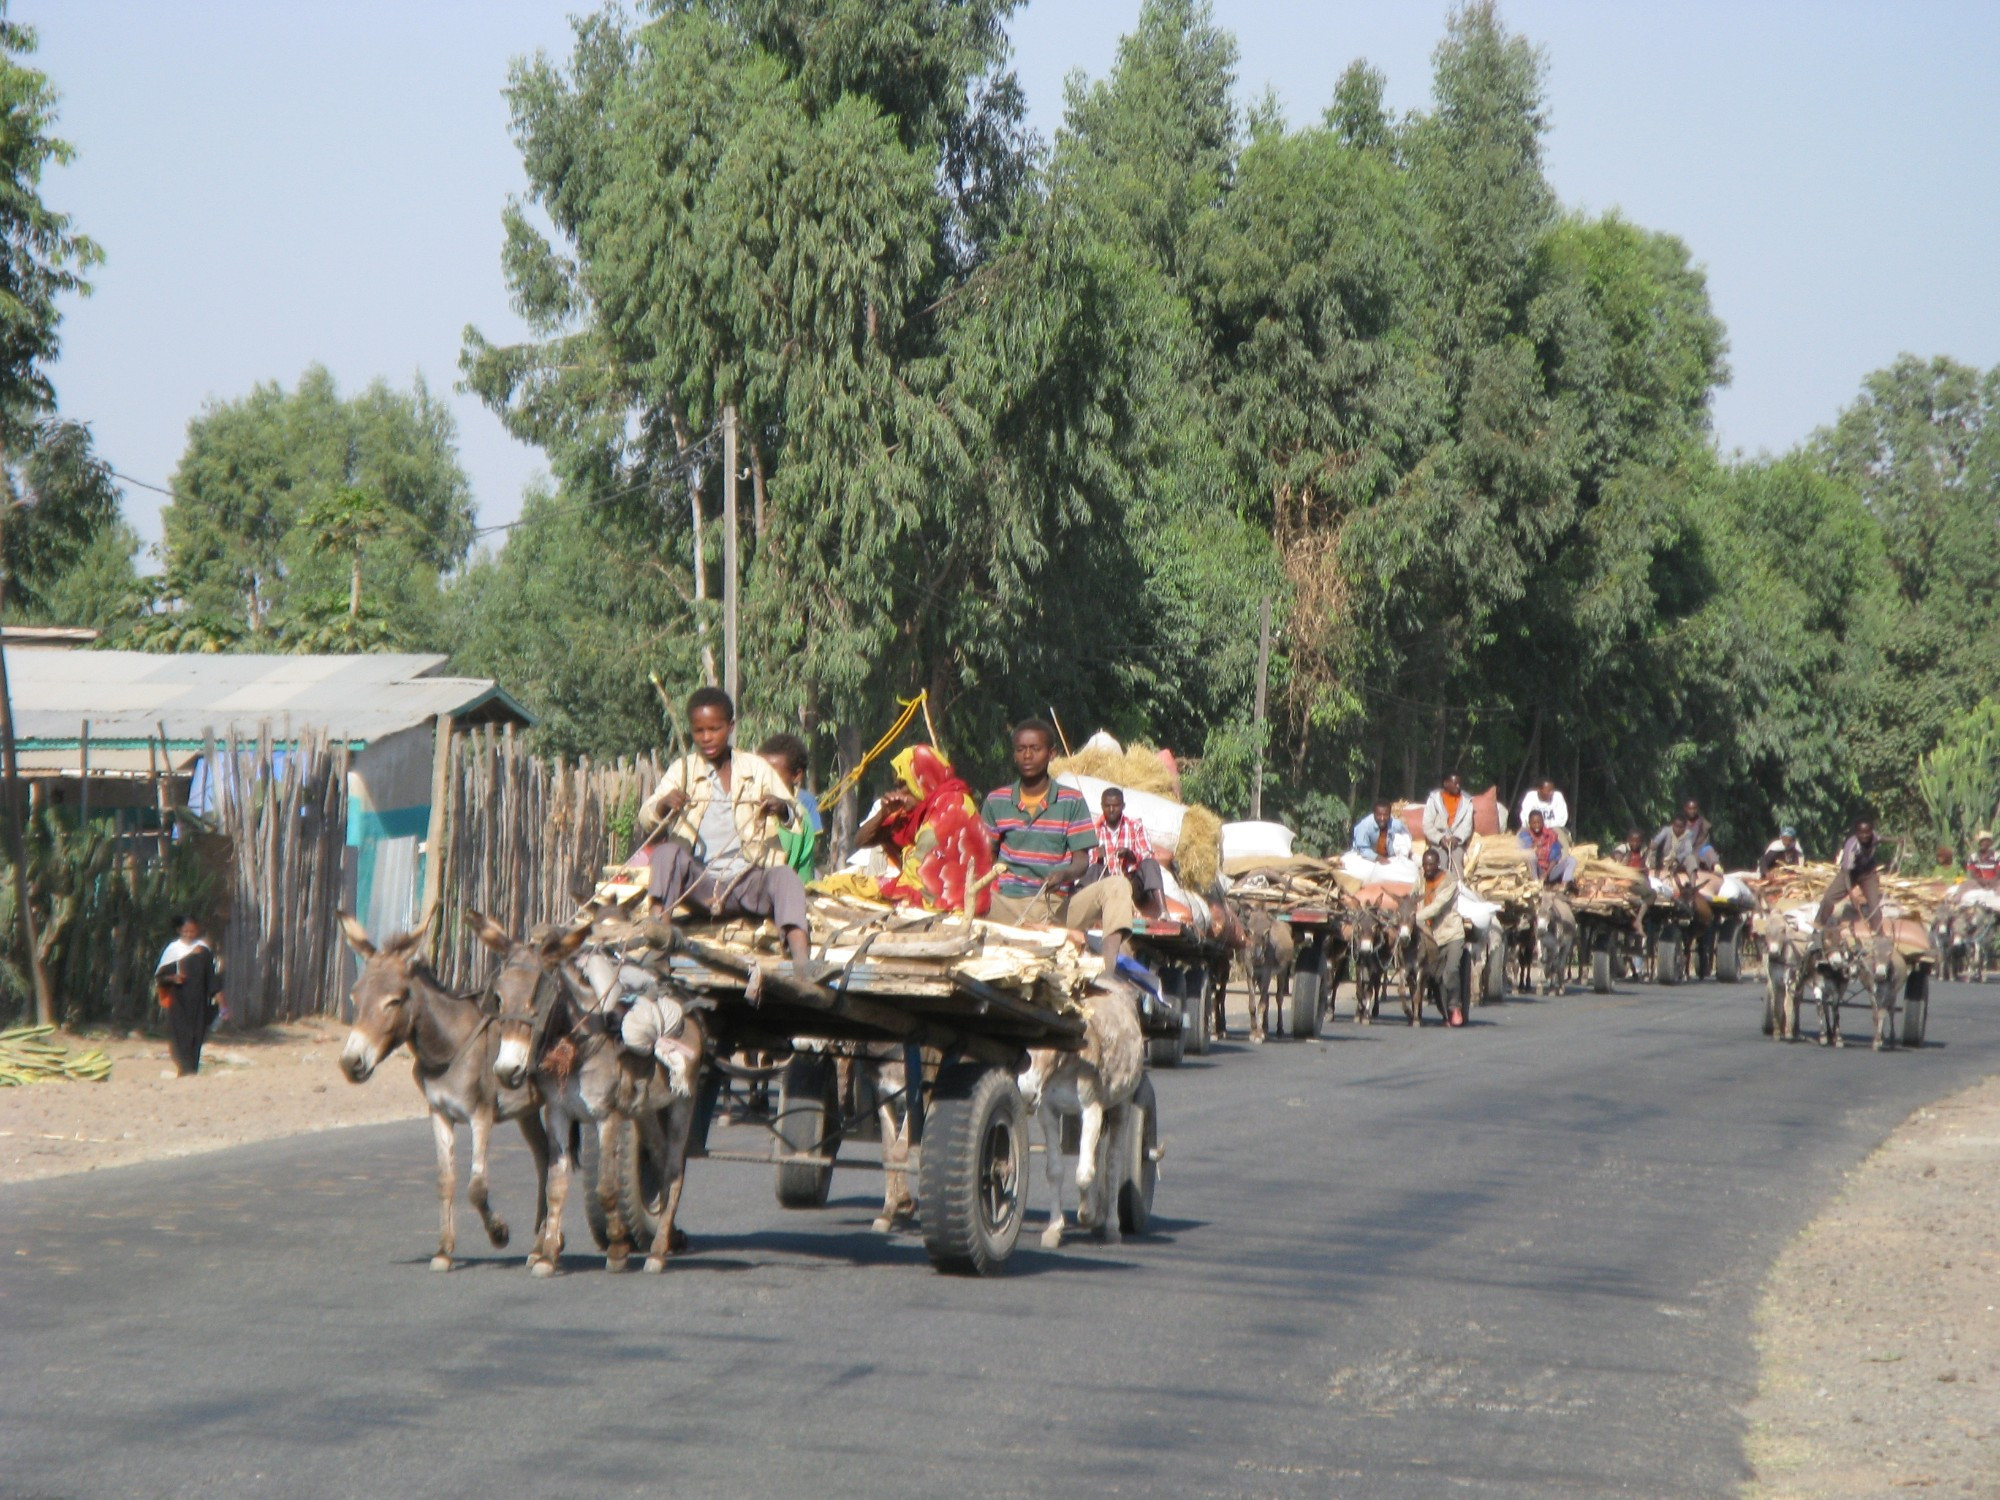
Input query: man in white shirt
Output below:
<box><xmin>1518</xmin><ymin>778</ymin><xmax>1568</xmax><ymax>832</ymax></box>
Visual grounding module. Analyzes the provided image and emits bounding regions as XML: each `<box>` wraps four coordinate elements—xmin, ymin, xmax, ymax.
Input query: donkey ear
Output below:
<box><xmin>339</xmin><ymin>912</ymin><xmax>376</xmax><ymax>959</ymax></box>
<box><xmin>466</xmin><ymin>909</ymin><xmax>514</xmax><ymax>955</ymax></box>
<box><xmin>545</xmin><ymin>921</ymin><xmax>590</xmax><ymax>961</ymax></box>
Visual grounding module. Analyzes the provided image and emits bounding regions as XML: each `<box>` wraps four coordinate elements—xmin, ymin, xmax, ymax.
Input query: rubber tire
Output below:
<box><xmin>613</xmin><ymin>1112</ymin><xmax>666</xmax><ymax>1248</ymax></box>
<box><xmin>1183</xmin><ymin>969</ymin><xmax>1211</xmax><ymax>1057</ymax></box>
<box><xmin>1591</xmin><ymin>947</ymin><xmax>1613</xmax><ymax>995</ymax></box>
<box><xmin>920</xmin><ymin>1062</ymin><xmax>1028</xmax><ymax>1276</ymax></box>
<box><xmin>1147</xmin><ymin>971</ymin><xmax>1186</xmax><ymax>1069</ymax></box>
<box><xmin>1481</xmin><ymin>939</ymin><xmax>1508</xmax><ymax>1005</ymax></box>
<box><xmin>1656</xmin><ymin>928</ymin><xmax>1682</xmax><ymax>986</ymax></box>
<box><xmin>578</xmin><ymin>1117</ymin><xmax>610</xmax><ymax>1251</ymax></box>
<box><xmin>1717</xmin><ymin>924</ymin><xmax>1742</xmax><ymax>984</ymax></box>
<box><xmin>775</xmin><ymin>1054</ymin><xmax>842</xmax><ymax>1209</ymax></box>
<box><xmin>1902</xmin><ymin>970</ymin><xmax>1929</xmax><ymax>1048</ymax></box>
<box><xmin>1117</xmin><ymin>1074</ymin><xmax>1159</xmax><ymax>1237</ymax></box>
<box><xmin>1290</xmin><ymin>965</ymin><xmax>1321</xmax><ymax>1040</ymax></box>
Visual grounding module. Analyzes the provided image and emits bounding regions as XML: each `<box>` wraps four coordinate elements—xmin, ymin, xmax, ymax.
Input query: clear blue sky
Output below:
<box><xmin>22</xmin><ymin>1</ymin><xmax>2000</xmax><ymax>550</ymax></box>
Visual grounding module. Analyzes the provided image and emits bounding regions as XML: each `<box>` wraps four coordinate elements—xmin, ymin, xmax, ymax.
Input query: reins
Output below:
<box><xmin>404</xmin><ymin>970</ymin><xmax>501</xmax><ymax>1075</ymax></box>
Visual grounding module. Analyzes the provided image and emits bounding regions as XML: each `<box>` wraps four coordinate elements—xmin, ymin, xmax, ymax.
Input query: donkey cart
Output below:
<box><xmin>584</xmin><ymin>919</ymin><xmax>1158</xmax><ymax>1278</ymax></box>
<box><xmin>1128</xmin><ymin>914</ymin><xmax>1225</xmax><ymax>1067</ymax></box>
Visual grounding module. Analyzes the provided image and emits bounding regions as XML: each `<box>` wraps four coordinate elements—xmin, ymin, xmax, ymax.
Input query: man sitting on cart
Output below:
<box><xmin>981</xmin><ymin>719</ymin><xmax>1135</xmax><ymax>968</ymax></box>
<box><xmin>1615</xmin><ymin>828</ymin><xmax>1648</xmax><ymax>870</ymax></box>
<box><xmin>639</xmin><ymin>687</ymin><xmax>817</xmax><ymax>976</ymax></box>
<box><xmin>1518</xmin><ymin>809</ymin><xmax>1575</xmax><ymax>887</ymax></box>
<box><xmin>1759</xmin><ymin>826</ymin><xmax>1804</xmax><ymax>878</ymax></box>
<box><xmin>1351</xmin><ymin>799</ymin><xmax>1413</xmax><ymax>863</ymax></box>
<box><xmin>1648</xmin><ymin>811</ymin><xmax>1715</xmax><ymax>939</ymax></box>
<box><xmin>1967</xmin><ymin>831</ymin><xmax>2000</xmax><ymax>888</ymax></box>
<box><xmin>1422</xmin><ymin>773</ymin><xmax>1476</xmax><ymax>877</ymax></box>
<box><xmin>1415</xmin><ymin>847</ymin><xmax>1469</xmax><ymax>1027</ymax></box>
<box><xmin>1082</xmin><ymin>787</ymin><xmax>1166</xmax><ymax>918</ymax></box>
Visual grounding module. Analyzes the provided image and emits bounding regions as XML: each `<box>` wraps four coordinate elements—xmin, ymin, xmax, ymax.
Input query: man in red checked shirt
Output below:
<box><xmin>1083</xmin><ymin>787</ymin><xmax>1166</xmax><ymax>917</ymax></box>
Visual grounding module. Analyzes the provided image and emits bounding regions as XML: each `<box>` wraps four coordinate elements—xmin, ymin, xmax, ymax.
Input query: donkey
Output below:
<box><xmin>336</xmin><ymin>914</ymin><xmax>548</xmax><ymax>1272</ymax></box>
<box><xmin>1240</xmin><ymin>905</ymin><xmax>1296</xmax><ymax>1042</ymax></box>
<box><xmin>476</xmin><ymin>912</ymin><xmax>706</xmax><ymax>1276</ymax></box>
<box><xmin>1533</xmin><ymin>891</ymin><xmax>1577</xmax><ymax>996</ymax></box>
<box><xmin>1018</xmin><ymin>977</ymin><xmax>1146</xmax><ymax>1249</ymax></box>
<box><xmin>1386</xmin><ymin>888</ymin><xmax>1424</xmax><ymax>1026</ymax></box>
<box><xmin>1348</xmin><ymin>902</ymin><xmax>1391</xmax><ymax>1024</ymax></box>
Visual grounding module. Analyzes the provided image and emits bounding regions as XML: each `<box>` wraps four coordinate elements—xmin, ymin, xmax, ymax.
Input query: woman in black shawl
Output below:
<box><xmin>155</xmin><ymin>916</ymin><xmax>222</xmax><ymax>1076</ymax></box>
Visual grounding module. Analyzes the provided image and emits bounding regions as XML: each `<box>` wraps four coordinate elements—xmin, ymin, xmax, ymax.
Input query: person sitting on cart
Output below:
<box><xmin>1083</xmin><ymin>787</ymin><xmax>1165</xmax><ymax>918</ymax></box>
<box><xmin>1759</xmin><ymin>826</ymin><xmax>1805</xmax><ymax>878</ymax></box>
<box><xmin>981</xmin><ymin>719</ymin><xmax>1134</xmax><ymax>968</ymax></box>
<box><xmin>1816</xmin><ymin>819</ymin><xmax>1885</xmax><ymax>935</ymax></box>
<box><xmin>1518</xmin><ymin>778</ymin><xmax>1568</xmax><ymax>832</ymax></box>
<box><xmin>1422</xmin><ymin>773</ymin><xmax>1475</xmax><ymax>876</ymax></box>
<box><xmin>1615</xmin><ymin>828</ymin><xmax>1648</xmax><ymax>870</ymax></box>
<box><xmin>1967</xmin><ymin>831</ymin><xmax>2000</xmax><ymax>888</ymax></box>
<box><xmin>1351</xmin><ymin>799</ymin><xmax>1413</xmax><ymax>863</ymax></box>
<box><xmin>756</xmin><ymin>732</ymin><xmax>820</xmax><ymax>879</ymax></box>
<box><xmin>639</xmin><ymin>687</ymin><xmax>816</xmax><ymax>977</ymax></box>
<box><xmin>1681</xmin><ymin>798</ymin><xmax>1713</xmax><ymax>853</ymax></box>
<box><xmin>1415</xmin><ymin>847</ymin><xmax>1468</xmax><ymax>1027</ymax></box>
<box><xmin>1518</xmin><ymin>809</ymin><xmax>1575</xmax><ymax>887</ymax></box>
<box><xmin>1649</xmin><ymin>812</ymin><xmax>1715</xmax><ymax>935</ymax></box>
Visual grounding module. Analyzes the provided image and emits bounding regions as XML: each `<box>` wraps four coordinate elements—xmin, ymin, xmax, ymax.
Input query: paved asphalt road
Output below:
<box><xmin>7</xmin><ymin>974</ymin><xmax>1999</xmax><ymax>1499</ymax></box>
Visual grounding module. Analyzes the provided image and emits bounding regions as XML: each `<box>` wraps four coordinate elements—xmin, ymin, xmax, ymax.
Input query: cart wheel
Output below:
<box><xmin>1147</xmin><ymin>970</ymin><xmax>1186</xmax><ymax>1069</ymax></box>
<box><xmin>1656</xmin><ymin>928</ymin><xmax>1682</xmax><ymax>986</ymax></box>
<box><xmin>1117</xmin><ymin>1074</ymin><xmax>1159</xmax><ymax>1236</ymax></box>
<box><xmin>1481</xmin><ymin>939</ymin><xmax>1508</xmax><ymax>1005</ymax></box>
<box><xmin>1591</xmin><ymin>946</ymin><xmax>1613</xmax><ymax>994</ymax></box>
<box><xmin>578</xmin><ymin>1117</ymin><xmax>610</xmax><ymax>1251</ymax></box>
<box><xmin>1902</xmin><ymin>969</ymin><xmax>1929</xmax><ymax>1048</ymax></box>
<box><xmin>775</xmin><ymin>1054</ymin><xmax>843</xmax><ymax>1209</ymax></box>
<box><xmin>920</xmin><ymin>1062</ymin><xmax>1027</xmax><ymax>1275</ymax></box>
<box><xmin>1290</xmin><ymin>965</ymin><xmax>1321</xmax><ymax>1039</ymax></box>
<box><xmin>1717</xmin><ymin>923</ymin><xmax>1743</xmax><ymax>983</ymax></box>
<box><xmin>613</xmin><ymin>1111</ymin><xmax>668</xmax><ymax>1247</ymax></box>
<box><xmin>1183</xmin><ymin>969</ymin><xmax>1211</xmax><ymax>1057</ymax></box>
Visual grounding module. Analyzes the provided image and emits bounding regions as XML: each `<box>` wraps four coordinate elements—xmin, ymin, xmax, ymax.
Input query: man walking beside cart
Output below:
<box><xmin>1415</xmin><ymin>847</ymin><xmax>1469</xmax><ymax>1027</ymax></box>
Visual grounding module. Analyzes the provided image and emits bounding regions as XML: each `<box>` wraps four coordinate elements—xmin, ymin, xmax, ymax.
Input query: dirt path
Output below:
<box><xmin>1746</xmin><ymin>1071</ymin><xmax>2000</xmax><ymax>1496</ymax></box>
<box><xmin>0</xmin><ymin>1020</ymin><xmax>422</xmax><ymax>1185</ymax></box>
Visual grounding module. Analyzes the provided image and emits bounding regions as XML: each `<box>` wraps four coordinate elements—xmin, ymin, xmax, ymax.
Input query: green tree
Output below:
<box><xmin>160</xmin><ymin>366</ymin><xmax>473</xmax><ymax>645</ymax></box>
<box><xmin>1</xmin><ymin>417</ymin><xmax>134</xmax><ymax>622</ymax></box>
<box><xmin>0</xmin><ymin>7</ymin><xmax>102</xmax><ymax>1026</ymax></box>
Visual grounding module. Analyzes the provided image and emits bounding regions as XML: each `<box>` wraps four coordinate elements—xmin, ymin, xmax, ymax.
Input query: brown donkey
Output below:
<box><xmin>474</xmin><ymin>912</ymin><xmax>706</xmax><ymax>1277</ymax></box>
<box><xmin>336</xmin><ymin>914</ymin><xmax>548</xmax><ymax>1271</ymax></box>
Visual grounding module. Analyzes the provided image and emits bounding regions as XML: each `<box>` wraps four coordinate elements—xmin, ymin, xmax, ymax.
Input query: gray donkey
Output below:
<box><xmin>476</xmin><ymin>912</ymin><xmax>706</xmax><ymax>1276</ymax></box>
<box><xmin>337</xmin><ymin>913</ymin><xmax>548</xmax><ymax>1272</ymax></box>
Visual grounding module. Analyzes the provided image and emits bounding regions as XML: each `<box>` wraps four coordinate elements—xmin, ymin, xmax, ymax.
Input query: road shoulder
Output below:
<box><xmin>0</xmin><ymin>1019</ymin><xmax>421</xmax><ymax>1185</ymax></box>
<box><xmin>1746</xmin><ymin>1068</ymin><xmax>2000</xmax><ymax>1496</ymax></box>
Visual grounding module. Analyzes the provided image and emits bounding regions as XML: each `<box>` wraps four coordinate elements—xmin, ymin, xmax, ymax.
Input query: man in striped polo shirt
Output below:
<box><xmin>980</xmin><ymin>719</ymin><xmax>1135</xmax><ymax>967</ymax></box>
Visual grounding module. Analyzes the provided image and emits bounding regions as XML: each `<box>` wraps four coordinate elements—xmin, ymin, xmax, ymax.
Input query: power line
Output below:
<box><xmin>105</xmin><ymin>426</ymin><xmax>723</xmax><ymax>545</ymax></box>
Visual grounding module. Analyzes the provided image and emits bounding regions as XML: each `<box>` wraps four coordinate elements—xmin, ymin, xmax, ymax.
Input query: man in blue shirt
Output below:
<box><xmin>1351</xmin><ymin>800</ymin><xmax>1413</xmax><ymax>863</ymax></box>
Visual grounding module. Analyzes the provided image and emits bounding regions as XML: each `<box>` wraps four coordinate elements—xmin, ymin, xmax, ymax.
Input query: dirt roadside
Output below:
<box><xmin>0</xmin><ymin>1020</ymin><xmax>422</xmax><ymax>1185</ymax></box>
<box><xmin>1746</xmin><ymin>1071</ymin><xmax>2000</xmax><ymax>1496</ymax></box>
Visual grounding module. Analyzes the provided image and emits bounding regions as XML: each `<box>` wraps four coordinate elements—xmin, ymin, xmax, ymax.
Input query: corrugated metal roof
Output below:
<box><xmin>9</xmin><ymin>651</ymin><xmax>533</xmax><ymax>746</ymax></box>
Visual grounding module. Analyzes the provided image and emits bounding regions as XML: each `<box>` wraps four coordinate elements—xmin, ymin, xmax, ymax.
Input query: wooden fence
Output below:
<box><xmin>429</xmin><ymin>725</ymin><xmax>664</xmax><ymax>992</ymax></box>
<box><xmin>211</xmin><ymin>726</ymin><xmax>352</xmax><ymax>1027</ymax></box>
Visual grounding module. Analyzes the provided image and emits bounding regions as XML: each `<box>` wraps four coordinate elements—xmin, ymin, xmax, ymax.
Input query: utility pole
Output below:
<box><xmin>1250</xmin><ymin>595</ymin><xmax>1272</xmax><ymax>821</ymax></box>
<box><xmin>722</xmin><ymin>404</ymin><xmax>739</xmax><ymax>709</ymax></box>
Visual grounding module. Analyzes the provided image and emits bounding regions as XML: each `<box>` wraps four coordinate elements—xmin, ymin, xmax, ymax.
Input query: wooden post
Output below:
<box><xmin>78</xmin><ymin>719</ymin><xmax>89</xmax><ymax>829</ymax></box>
<box><xmin>1250</xmin><ymin>595</ymin><xmax>1272</xmax><ymax>821</ymax></box>
<box><xmin>418</xmin><ymin>712</ymin><xmax>453</xmax><ymax>948</ymax></box>
<box><xmin>723</xmin><ymin>403</ymin><xmax>739</xmax><ymax>710</ymax></box>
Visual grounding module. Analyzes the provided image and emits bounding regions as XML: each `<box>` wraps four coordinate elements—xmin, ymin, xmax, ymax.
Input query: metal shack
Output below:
<box><xmin>7</xmin><ymin>645</ymin><xmax>533</xmax><ymax>939</ymax></box>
